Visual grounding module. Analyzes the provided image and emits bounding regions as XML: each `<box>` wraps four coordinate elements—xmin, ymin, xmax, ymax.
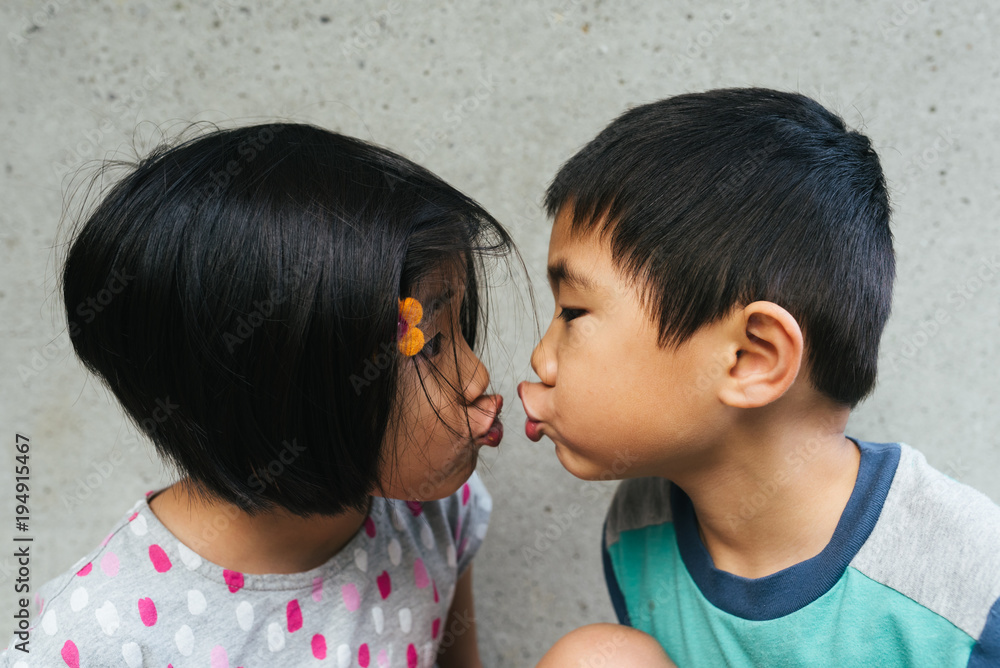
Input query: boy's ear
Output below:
<box><xmin>717</xmin><ymin>301</ymin><xmax>803</xmax><ymax>408</ymax></box>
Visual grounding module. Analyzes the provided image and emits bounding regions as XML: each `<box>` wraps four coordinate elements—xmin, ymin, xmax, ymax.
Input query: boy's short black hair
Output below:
<box><xmin>61</xmin><ymin>123</ymin><xmax>512</xmax><ymax>516</ymax></box>
<box><xmin>545</xmin><ymin>88</ymin><xmax>894</xmax><ymax>407</ymax></box>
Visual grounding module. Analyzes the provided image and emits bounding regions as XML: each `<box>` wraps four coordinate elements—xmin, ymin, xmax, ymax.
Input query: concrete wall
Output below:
<box><xmin>1</xmin><ymin>0</ymin><xmax>997</xmax><ymax>664</ymax></box>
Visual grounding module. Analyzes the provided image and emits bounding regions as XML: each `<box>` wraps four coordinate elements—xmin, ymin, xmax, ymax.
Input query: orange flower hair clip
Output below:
<box><xmin>397</xmin><ymin>297</ymin><xmax>425</xmax><ymax>356</ymax></box>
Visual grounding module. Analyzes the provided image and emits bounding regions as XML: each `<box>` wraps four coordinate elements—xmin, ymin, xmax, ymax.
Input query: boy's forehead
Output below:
<box><xmin>547</xmin><ymin>206</ymin><xmax>619</xmax><ymax>293</ymax></box>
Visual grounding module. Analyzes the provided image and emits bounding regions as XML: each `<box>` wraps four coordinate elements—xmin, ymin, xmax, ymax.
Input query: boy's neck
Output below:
<box><xmin>670</xmin><ymin>397</ymin><xmax>859</xmax><ymax>580</ymax></box>
<box><xmin>148</xmin><ymin>481</ymin><xmax>368</xmax><ymax>575</ymax></box>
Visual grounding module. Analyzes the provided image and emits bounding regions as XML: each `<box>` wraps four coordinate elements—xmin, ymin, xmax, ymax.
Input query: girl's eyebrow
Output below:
<box><xmin>424</xmin><ymin>286</ymin><xmax>456</xmax><ymax>315</ymax></box>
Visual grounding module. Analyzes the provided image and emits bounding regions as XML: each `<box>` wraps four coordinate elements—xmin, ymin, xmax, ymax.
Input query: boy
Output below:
<box><xmin>519</xmin><ymin>88</ymin><xmax>1000</xmax><ymax>666</ymax></box>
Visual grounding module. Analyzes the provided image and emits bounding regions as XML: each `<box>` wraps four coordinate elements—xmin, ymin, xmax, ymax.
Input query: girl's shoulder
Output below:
<box><xmin>4</xmin><ymin>474</ymin><xmax>493</xmax><ymax>666</ymax></box>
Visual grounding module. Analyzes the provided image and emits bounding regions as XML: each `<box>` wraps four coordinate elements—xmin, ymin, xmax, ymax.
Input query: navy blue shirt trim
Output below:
<box><xmin>602</xmin><ymin>520</ymin><xmax>632</xmax><ymax>626</ymax></box>
<box><xmin>671</xmin><ymin>438</ymin><xmax>901</xmax><ymax>621</ymax></box>
<box><xmin>968</xmin><ymin>595</ymin><xmax>1000</xmax><ymax>667</ymax></box>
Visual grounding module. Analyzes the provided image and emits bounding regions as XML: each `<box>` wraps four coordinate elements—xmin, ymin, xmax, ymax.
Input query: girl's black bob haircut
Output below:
<box><xmin>61</xmin><ymin>122</ymin><xmax>514</xmax><ymax>516</ymax></box>
<box><xmin>545</xmin><ymin>88</ymin><xmax>894</xmax><ymax>408</ymax></box>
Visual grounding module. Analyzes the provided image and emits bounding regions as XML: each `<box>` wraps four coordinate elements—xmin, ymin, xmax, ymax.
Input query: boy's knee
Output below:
<box><xmin>536</xmin><ymin>623</ymin><xmax>676</xmax><ymax>668</ymax></box>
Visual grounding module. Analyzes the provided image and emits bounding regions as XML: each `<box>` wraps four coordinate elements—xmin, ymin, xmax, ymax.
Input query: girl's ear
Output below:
<box><xmin>717</xmin><ymin>301</ymin><xmax>803</xmax><ymax>408</ymax></box>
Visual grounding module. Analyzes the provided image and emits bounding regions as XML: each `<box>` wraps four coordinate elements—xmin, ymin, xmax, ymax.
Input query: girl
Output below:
<box><xmin>6</xmin><ymin>123</ymin><xmax>510</xmax><ymax>667</ymax></box>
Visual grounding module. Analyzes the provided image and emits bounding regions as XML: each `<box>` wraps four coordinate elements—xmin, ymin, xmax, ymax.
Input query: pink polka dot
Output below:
<box><xmin>311</xmin><ymin>576</ymin><xmax>323</xmax><ymax>602</ymax></box>
<box><xmin>462</xmin><ymin>483</ymin><xmax>471</xmax><ymax>505</ymax></box>
<box><xmin>376</xmin><ymin>571</ymin><xmax>392</xmax><ymax>599</ymax></box>
<box><xmin>138</xmin><ymin>597</ymin><xmax>157</xmax><ymax>626</ymax></box>
<box><xmin>61</xmin><ymin>639</ymin><xmax>80</xmax><ymax>667</ymax></box>
<box><xmin>341</xmin><ymin>583</ymin><xmax>360</xmax><ymax>612</ymax></box>
<box><xmin>407</xmin><ymin>643</ymin><xmax>418</xmax><ymax>668</ymax></box>
<box><xmin>358</xmin><ymin>643</ymin><xmax>370</xmax><ymax>667</ymax></box>
<box><xmin>128</xmin><ymin>511</ymin><xmax>139</xmax><ymax>522</ymax></box>
<box><xmin>413</xmin><ymin>558</ymin><xmax>430</xmax><ymax>589</ymax></box>
<box><xmin>432</xmin><ymin>618</ymin><xmax>441</xmax><ymax>639</ymax></box>
<box><xmin>148</xmin><ymin>544</ymin><xmax>172</xmax><ymax>573</ymax></box>
<box><xmin>311</xmin><ymin>634</ymin><xmax>326</xmax><ymax>659</ymax></box>
<box><xmin>286</xmin><ymin>599</ymin><xmax>302</xmax><ymax>633</ymax></box>
<box><xmin>100</xmin><ymin>552</ymin><xmax>119</xmax><ymax>577</ymax></box>
<box><xmin>76</xmin><ymin>562</ymin><xmax>92</xmax><ymax>577</ymax></box>
<box><xmin>454</xmin><ymin>514</ymin><xmax>463</xmax><ymax>542</ymax></box>
<box><xmin>458</xmin><ymin>536</ymin><xmax>469</xmax><ymax>560</ymax></box>
<box><xmin>210</xmin><ymin>645</ymin><xmax>229</xmax><ymax>668</ymax></box>
<box><xmin>145</xmin><ymin>490</ymin><xmax>155</xmax><ymax>497</ymax></box>
<box><xmin>101</xmin><ymin>532</ymin><xmax>114</xmax><ymax>547</ymax></box>
<box><xmin>405</xmin><ymin>501</ymin><xmax>423</xmax><ymax>516</ymax></box>
<box><xmin>223</xmin><ymin>569</ymin><xmax>244</xmax><ymax>593</ymax></box>
<box><xmin>433</xmin><ymin>581</ymin><xmax>439</xmax><ymax>603</ymax></box>
<box><xmin>364</xmin><ymin>517</ymin><xmax>376</xmax><ymax>538</ymax></box>
<box><xmin>377</xmin><ymin>649</ymin><xmax>389</xmax><ymax>667</ymax></box>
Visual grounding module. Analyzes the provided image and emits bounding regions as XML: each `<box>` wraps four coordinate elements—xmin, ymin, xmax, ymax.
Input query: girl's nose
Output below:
<box><xmin>463</xmin><ymin>353</ymin><xmax>491</xmax><ymax>404</ymax></box>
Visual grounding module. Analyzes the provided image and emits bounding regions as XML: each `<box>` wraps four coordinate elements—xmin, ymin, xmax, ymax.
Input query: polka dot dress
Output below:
<box><xmin>1</xmin><ymin>474</ymin><xmax>491</xmax><ymax>667</ymax></box>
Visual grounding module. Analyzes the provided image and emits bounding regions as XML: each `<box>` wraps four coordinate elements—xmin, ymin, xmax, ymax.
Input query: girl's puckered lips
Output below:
<box><xmin>474</xmin><ymin>395</ymin><xmax>504</xmax><ymax>447</ymax></box>
<box><xmin>516</xmin><ymin>382</ymin><xmax>544</xmax><ymax>443</ymax></box>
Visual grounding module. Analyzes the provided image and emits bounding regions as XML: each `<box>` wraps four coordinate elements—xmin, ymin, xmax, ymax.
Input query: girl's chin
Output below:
<box><xmin>406</xmin><ymin>450</ymin><xmax>480</xmax><ymax>502</ymax></box>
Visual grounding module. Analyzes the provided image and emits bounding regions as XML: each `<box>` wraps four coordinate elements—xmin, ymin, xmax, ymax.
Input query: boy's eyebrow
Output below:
<box><xmin>547</xmin><ymin>259</ymin><xmax>598</xmax><ymax>292</ymax></box>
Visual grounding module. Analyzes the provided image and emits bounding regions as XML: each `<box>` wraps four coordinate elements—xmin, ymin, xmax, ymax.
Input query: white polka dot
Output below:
<box><xmin>446</xmin><ymin>544</ymin><xmax>457</xmax><ymax>568</ymax></box>
<box><xmin>422</xmin><ymin>642</ymin><xmax>434</xmax><ymax>665</ymax></box>
<box><xmin>95</xmin><ymin>600</ymin><xmax>119</xmax><ymax>635</ymax></box>
<box><xmin>354</xmin><ymin>548</ymin><xmax>368</xmax><ymax>572</ymax></box>
<box><xmin>399</xmin><ymin>607</ymin><xmax>412</xmax><ymax>634</ymax></box>
<box><xmin>475</xmin><ymin>522</ymin><xmax>488</xmax><ymax>540</ymax></box>
<box><xmin>70</xmin><ymin>586</ymin><xmax>89</xmax><ymax>612</ymax></box>
<box><xmin>267</xmin><ymin>621</ymin><xmax>285</xmax><ymax>651</ymax></box>
<box><xmin>41</xmin><ymin>609</ymin><xmax>57</xmax><ymax>635</ymax></box>
<box><xmin>236</xmin><ymin>600</ymin><xmax>254</xmax><ymax>631</ymax></box>
<box><xmin>177</xmin><ymin>542</ymin><xmax>202</xmax><ymax>570</ymax></box>
<box><xmin>187</xmin><ymin>589</ymin><xmax>207</xmax><ymax>615</ymax></box>
<box><xmin>372</xmin><ymin>605</ymin><xmax>384</xmax><ymax>634</ymax></box>
<box><xmin>478</xmin><ymin>493</ymin><xmax>492</xmax><ymax>512</ymax></box>
<box><xmin>122</xmin><ymin>641</ymin><xmax>143</xmax><ymax>667</ymax></box>
<box><xmin>420</xmin><ymin>524</ymin><xmax>434</xmax><ymax>549</ymax></box>
<box><xmin>128</xmin><ymin>514</ymin><xmax>148</xmax><ymax>536</ymax></box>
<box><xmin>390</xmin><ymin>505</ymin><xmax>406</xmax><ymax>531</ymax></box>
<box><xmin>337</xmin><ymin>645</ymin><xmax>353</xmax><ymax>668</ymax></box>
<box><xmin>175</xmin><ymin>624</ymin><xmax>194</xmax><ymax>656</ymax></box>
<box><xmin>388</xmin><ymin>538</ymin><xmax>401</xmax><ymax>566</ymax></box>
<box><xmin>337</xmin><ymin>643</ymin><xmax>351</xmax><ymax>668</ymax></box>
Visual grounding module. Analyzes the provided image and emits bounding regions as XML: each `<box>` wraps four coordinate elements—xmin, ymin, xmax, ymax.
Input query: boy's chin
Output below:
<box><xmin>553</xmin><ymin>440</ymin><xmax>623</xmax><ymax>482</ymax></box>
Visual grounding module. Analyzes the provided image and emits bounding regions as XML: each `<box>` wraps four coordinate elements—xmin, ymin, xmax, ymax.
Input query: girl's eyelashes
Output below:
<box><xmin>420</xmin><ymin>332</ymin><xmax>444</xmax><ymax>358</ymax></box>
<box><xmin>558</xmin><ymin>308</ymin><xmax>586</xmax><ymax>323</ymax></box>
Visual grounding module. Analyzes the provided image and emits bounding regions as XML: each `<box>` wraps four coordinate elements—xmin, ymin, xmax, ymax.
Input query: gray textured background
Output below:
<box><xmin>2</xmin><ymin>1</ymin><xmax>999</xmax><ymax>665</ymax></box>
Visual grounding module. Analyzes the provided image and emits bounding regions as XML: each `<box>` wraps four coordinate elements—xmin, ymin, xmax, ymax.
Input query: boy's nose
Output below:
<box><xmin>530</xmin><ymin>334</ymin><xmax>556</xmax><ymax>387</ymax></box>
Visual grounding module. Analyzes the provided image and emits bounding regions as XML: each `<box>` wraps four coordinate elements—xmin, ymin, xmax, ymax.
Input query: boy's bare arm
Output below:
<box><xmin>436</xmin><ymin>565</ymin><xmax>483</xmax><ymax>668</ymax></box>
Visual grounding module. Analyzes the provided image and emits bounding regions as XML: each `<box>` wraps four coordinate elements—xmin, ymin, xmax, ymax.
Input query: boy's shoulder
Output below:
<box><xmin>851</xmin><ymin>441</ymin><xmax>1000</xmax><ymax>642</ymax></box>
<box><xmin>602</xmin><ymin>440</ymin><xmax>1000</xmax><ymax>645</ymax></box>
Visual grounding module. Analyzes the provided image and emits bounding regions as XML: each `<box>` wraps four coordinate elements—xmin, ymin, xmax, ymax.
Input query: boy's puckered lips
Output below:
<box><xmin>516</xmin><ymin>382</ymin><xmax>544</xmax><ymax>443</ymax></box>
